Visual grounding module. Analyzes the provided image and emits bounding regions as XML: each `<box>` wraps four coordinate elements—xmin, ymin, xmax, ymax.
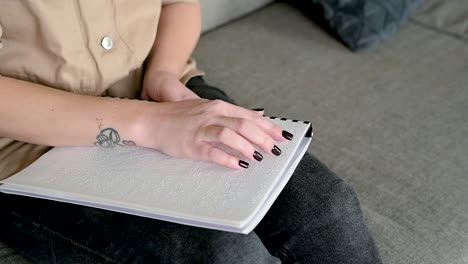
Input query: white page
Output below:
<box><xmin>0</xmin><ymin>119</ymin><xmax>312</xmax><ymax>233</ymax></box>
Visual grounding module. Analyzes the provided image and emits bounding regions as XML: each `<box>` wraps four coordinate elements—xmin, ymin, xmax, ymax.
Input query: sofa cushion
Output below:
<box><xmin>200</xmin><ymin>0</ymin><xmax>274</xmax><ymax>32</ymax></box>
<box><xmin>193</xmin><ymin>2</ymin><xmax>468</xmax><ymax>263</ymax></box>
<box><xmin>411</xmin><ymin>0</ymin><xmax>468</xmax><ymax>41</ymax></box>
<box><xmin>288</xmin><ymin>0</ymin><xmax>424</xmax><ymax>51</ymax></box>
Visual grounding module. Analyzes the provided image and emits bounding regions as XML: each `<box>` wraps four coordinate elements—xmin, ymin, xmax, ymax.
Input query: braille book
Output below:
<box><xmin>0</xmin><ymin>117</ymin><xmax>312</xmax><ymax>234</ymax></box>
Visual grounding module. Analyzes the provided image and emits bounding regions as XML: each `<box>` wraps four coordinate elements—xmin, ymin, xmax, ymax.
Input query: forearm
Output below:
<box><xmin>145</xmin><ymin>2</ymin><xmax>201</xmax><ymax>76</ymax></box>
<box><xmin>0</xmin><ymin>76</ymin><xmax>289</xmax><ymax>169</ymax></box>
<box><xmin>0</xmin><ymin>76</ymin><xmax>149</xmax><ymax>147</ymax></box>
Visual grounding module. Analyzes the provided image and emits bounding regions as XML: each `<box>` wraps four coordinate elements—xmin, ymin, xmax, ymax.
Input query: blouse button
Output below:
<box><xmin>101</xmin><ymin>36</ymin><xmax>114</xmax><ymax>50</ymax></box>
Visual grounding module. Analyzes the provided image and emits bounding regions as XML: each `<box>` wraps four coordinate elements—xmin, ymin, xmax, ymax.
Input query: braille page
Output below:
<box><xmin>0</xmin><ymin>119</ymin><xmax>312</xmax><ymax>234</ymax></box>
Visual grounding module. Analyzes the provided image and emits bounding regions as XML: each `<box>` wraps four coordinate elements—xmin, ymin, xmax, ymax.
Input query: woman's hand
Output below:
<box><xmin>137</xmin><ymin>99</ymin><xmax>291</xmax><ymax>169</ymax></box>
<box><xmin>141</xmin><ymin>71</ymin><xmax>199</xmax><ymax>102</ymax></box>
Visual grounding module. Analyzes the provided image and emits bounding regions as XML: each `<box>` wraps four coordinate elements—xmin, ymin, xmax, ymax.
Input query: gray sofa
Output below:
<box><xmin>1</xmin><ymin>0</ymin><xmax>467</xmax><ymax>263</ymax></box>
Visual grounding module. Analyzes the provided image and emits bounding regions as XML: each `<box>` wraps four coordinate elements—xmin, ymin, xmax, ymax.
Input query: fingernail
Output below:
<box><xmin>239</xmin><ymin>160</ymin><xmax>249</xmax><ymax>168</ymax></box>
<box><xmin>282</xmin><ymin>130</ymin><xmax>294</xmax><ymax>140</ymax></box>
<box><xmin>253</xmin><ymin>151</ymin><xmax>263</xmax><ymax>161</ymax></box>
<box><xmin>272</xmin><ymin>145</ymin><xmax>282</xmax><ymax>156</ymax></box>
<box><xmin>251</xmin><ymin>108</ymin><xmax>264</xmax><ymax>112</ymax></box>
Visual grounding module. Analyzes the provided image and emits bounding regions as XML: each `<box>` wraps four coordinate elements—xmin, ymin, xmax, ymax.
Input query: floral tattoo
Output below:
<box><xmin>94</xmin><ymin>128</ymin><xmax>136</xmax><ymax>148</ymax></box>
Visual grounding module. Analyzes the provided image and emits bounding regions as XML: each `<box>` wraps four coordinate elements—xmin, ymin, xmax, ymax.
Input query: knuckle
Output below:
<box><xmin>197</xmin><ymin>113</ymin><xmax>213</xmax><ymax>127</ymax></box>
<box><xmin>209</xmin><ymin>99</ymin><xmax>226</xmax><ymax>110</ymax></box>
<box><xmin>201</xmin><ymin>100</ymin><xmax>229</xmax><ymax>119</ymax></box>
<box><xmin>243</xmin><ymin>143</ymin><xmax>256</xmax><ymax>155</ymax></box>
<box><xmin>252</xmin><ymin>112</ymin><xmax>262</xmax><ymax>121</ymax></box>
<box><xmin>214</xmin><ymin>151</ymin><xmax>230</xmax><ymax>165</ymax></box>
<box><xmin>261</xmin><ymin>136</ymin><xmax>274</xmax><ymax>148</ymax></box>
<box><xmin>228</xmin><ymin>158</ymin><xmax>238</xmax><ymax>168</ymax></box>
<box><xmin>223</xmin><ymin>155</ymin><xmax>236</xmax><ymax>166</ymax></box>
<box><xmin>273</xmin><ymin>124</ymin><xmax>283</xmax><ymax>133</ymax></box>
<box><xmin>207</xmin><ymin>147</ymin><xmax>218</xmax><ymax>160</ymax></box>
<box><xmin>223</xmin><ymin>156</ymin><xmax>233</xmax><ymax>166</ymax></box>
<box><xmin>199</xmin><ymin>99</ymin><xmax>222</xmax><ymax>115</ymax></box>
<box><xmin>236</xmin><ymin>119</ymin><xmax>250</xmax><ymax>132</ymax></box>
<box><xmin>216</xmin><ymin>127</ymin><xmax>231</xmax><ymax>141</ymax></box>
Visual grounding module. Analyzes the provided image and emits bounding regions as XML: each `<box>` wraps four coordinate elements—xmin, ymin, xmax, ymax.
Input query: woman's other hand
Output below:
<box><xmin>141</xmin><ymin>71</ymin><xmax>199</xmax><ymax>102</ymax></box>
<box><xmin>137</xmin><ymin>99</ymin><xmax>289</xmax><ymax>169</ymax></box>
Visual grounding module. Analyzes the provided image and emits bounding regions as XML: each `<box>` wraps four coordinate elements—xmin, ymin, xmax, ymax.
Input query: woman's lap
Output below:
<box><xmin>0</xmin><ymin>192</ymin><xmax>275</xmax><ymax>264</ymax></box>
<box><xmin>0</xmin><ymin>79</ymin><xmax>381</xmax><ymax>263</ymax></box>
<box><xmin>254</xmin><ymin>153</ymin><xmax>381</xmax><ymax>263</ymax></box>
<box><xmin>0</xmin><ymin>152</ymin><xmax>380</xmax><ymax>264</ymax></box>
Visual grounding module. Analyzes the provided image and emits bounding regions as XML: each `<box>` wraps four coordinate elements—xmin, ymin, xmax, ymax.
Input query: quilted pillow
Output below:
<box><xmin>292</xmin><ymin>0</ymin><xmax>425</xmax><ymax>51</ymax></box>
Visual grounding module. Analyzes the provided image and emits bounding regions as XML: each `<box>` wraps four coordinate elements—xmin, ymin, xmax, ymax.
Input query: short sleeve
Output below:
<box><xmin>0</xmin><ymin>22</ymin><xmax>3</xmax><ymax>51</ymax></box>
<box><xmin>0</xmin><ymin>23</ymin><xmax>3</xmax><ymax>73</ymax></box>
<box><xmin>162</xmin><ymin>0</ymin><xmax>198</xmax><ymax>5</ymax></box>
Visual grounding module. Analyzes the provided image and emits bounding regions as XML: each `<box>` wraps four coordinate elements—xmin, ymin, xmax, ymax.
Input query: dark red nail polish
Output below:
<box><xmin>272</xmin><ymin>145</ymin><xmax>281</xmax><ymax>156</ymax></box>
<box><xmin>239</xmin><ymin>160</ymin><xmax>249</xmax><ymax>168</ymax></box>
<box><xmin>253</xmin><ymin>151</ymin><xmax>263</xmax><ymax>161</ymax></box>
<box><xmin>282</xmin><ymin>130</ymin><xmax>293</xmax><ymax>140</ymax></box>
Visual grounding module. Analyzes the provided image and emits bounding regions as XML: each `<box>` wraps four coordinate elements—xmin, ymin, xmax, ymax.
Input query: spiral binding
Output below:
<box><xmin>266</xmin><ymin>116</ymin><xmax>310</xmax><ymax>124</ymax></box>
<box><xmin>266</xmin><ymin>116</ymin><xmax>313</xmax><ymax>138</ymax></box>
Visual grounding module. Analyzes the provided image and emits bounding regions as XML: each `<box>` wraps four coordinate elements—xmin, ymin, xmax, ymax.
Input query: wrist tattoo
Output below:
<box><xmin>94</xmin><ymin>128</ymin><xmax>136</xmax><ymax>148</ymax></box>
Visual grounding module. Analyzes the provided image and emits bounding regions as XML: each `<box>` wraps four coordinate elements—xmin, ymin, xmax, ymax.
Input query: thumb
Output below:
<box><xmin>174</xmin><ymin>88</ymin><xmax>200</xmax><ymax>101</ymax></box>
<box><xmin>140</xmin><ymin>89</ymin><xmax>151</xmax><ymax>101</ymax></box>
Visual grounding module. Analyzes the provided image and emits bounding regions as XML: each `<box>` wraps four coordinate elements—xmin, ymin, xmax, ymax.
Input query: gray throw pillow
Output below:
<box><xmin>292</xmin><ymin>0</ymin><xmax>425</xmax><ymax>51</ymax></box>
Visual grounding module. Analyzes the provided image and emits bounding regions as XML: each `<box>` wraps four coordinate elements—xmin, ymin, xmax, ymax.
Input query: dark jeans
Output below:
<box><xmin>0</xmin><ymin>77</ymin><xmax>382</xmax><ymax>264</ymax></box>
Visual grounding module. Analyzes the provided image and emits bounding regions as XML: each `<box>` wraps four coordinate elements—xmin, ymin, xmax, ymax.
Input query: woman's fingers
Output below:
<box><xmin>209</xmin><ymin>100</ymin><xmax>261</xmax><ymax>121</ymax></box>
<box><xmin>198</xmin><ymin>143</ymin><xmax>249</xmax><ymax>169</ymax></box>
<box><xmin>152</xmin><ymin>99</ymin><xmax>295</xmax><ymax>170</ymax></box>
<box><xmin>202</xmin><ymin>126</ymin><xmax>263</xmax><ymax>162</ymax></box>
<box><xmin>208</xmin><ymin>100</ymin><xmax>291</xmax><ymax>142</ymax></box>
<box><xmin>213</xmin><ymin>117</ymin><xmax>281</xmax><ymax>156</ymax></box>
<box><xmin>252</xmin><ymin>116</ymin><xmax>290</xmax><ymax>142</ymax></box>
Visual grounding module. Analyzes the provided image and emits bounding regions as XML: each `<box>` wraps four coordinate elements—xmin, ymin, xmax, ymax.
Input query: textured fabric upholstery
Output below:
<box><xmin>411</xmin><ymin>0</ymin><xmax>468</xmax><ymax>41</ymax></box>
<box><xmin>193</xmin><ymin>2</ymin><xmax>468</xmax><ymax>263</ymax></box>
<box><xmin>200</xmin><ymin>0</ymin><xmax>274</xmax><ymax>32</ymax></box>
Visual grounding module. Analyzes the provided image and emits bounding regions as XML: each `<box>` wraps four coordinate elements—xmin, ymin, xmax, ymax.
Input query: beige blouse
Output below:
<box><xmin>0</xmin><ymin>0</ymin><xmax>201</xmax><ymax>180</ymax></box>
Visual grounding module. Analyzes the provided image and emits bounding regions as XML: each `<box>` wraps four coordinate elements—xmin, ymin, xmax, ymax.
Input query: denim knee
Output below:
<box><xmin>198</xmin><ymin>232</ymin><xmax>279</xmax><ymax>264</ymax></box>
<box><xmin>321</xmin><ymin>180</ymin><xmax>361</xmax><ymax>218</ymax></box>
